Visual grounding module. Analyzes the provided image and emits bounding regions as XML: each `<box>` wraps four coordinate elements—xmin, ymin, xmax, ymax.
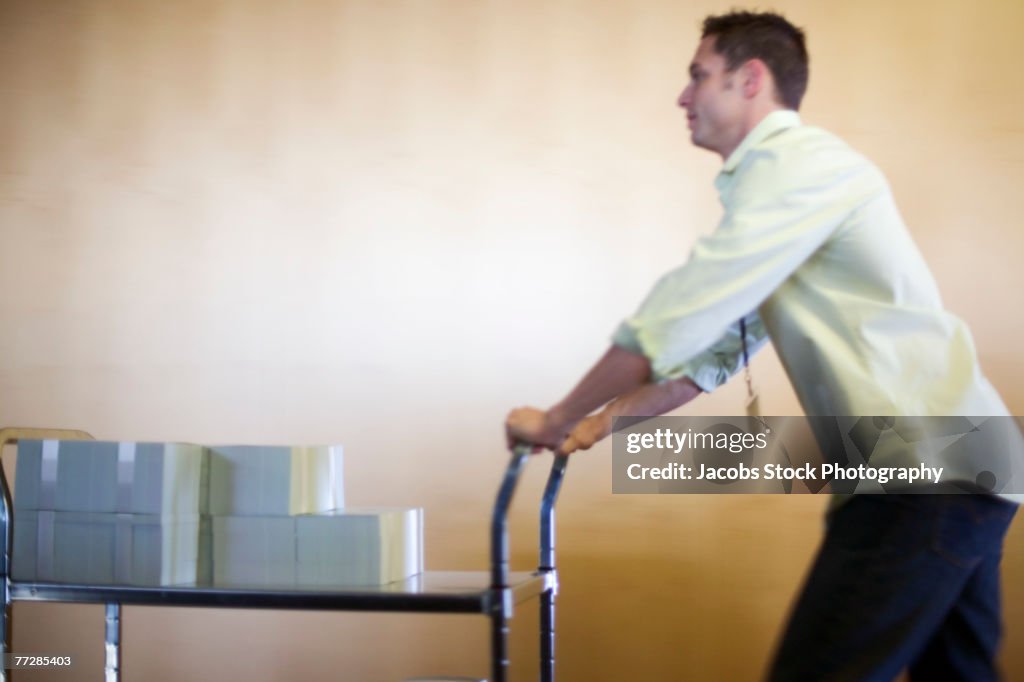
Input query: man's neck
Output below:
<box><xmin>718</xmin><ymin>104</ymin><xmax>788</xmax><ymax>160</ymax></box>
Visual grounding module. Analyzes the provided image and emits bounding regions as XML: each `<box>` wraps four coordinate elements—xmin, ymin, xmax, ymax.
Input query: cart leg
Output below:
<box><xmin>490</xmin><ymin>608</ymin><xmax>509</xmax><ymax>682</ymax></box>
<box><xmin>1</xmin><ymin>581</ymin><xmax>10</xmax><ymax>682</ymax></box>
<box><xmin>104</xmin><ymin>603</ymin><xmax>121</xmax><ymax>682</ymax></box>
<box><xmin>541</xmin><ymin>584</ymin><xmax>555</xmax><ymax>682</ymax></box>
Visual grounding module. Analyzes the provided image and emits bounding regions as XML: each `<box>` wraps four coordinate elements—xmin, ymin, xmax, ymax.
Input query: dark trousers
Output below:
<box><xmin>768</xmin><ymin>494</ymin><xmax>1017</xmax><ymax>681</ymax></box>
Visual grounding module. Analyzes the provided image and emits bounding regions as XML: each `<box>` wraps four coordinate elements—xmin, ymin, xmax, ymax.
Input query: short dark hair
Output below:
<box><xmin>702</xmin><ymin>11</ymin><xmax>809</xmax><ymax>110</ymax></box>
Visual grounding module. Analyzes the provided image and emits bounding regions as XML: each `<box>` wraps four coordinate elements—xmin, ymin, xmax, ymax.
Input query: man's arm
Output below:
<box><xmin>613</xmin><ymin>148</ymin><xmax>869</xmax><ymax>384</ymax></box>
<box><xmin>554</xmin><ymin>313</ymin><xmax>769</xmax><ymax>454</ymax></box>
<box><xmin>506</xmin><ymin>312</ymin><xmax>769</xmax><ymax>452</ymax></box>
<box><xmin>558</xmin><ymin>376</ymin><xmax>702</xmax><ymax>455</ymax></box>
<box><xmin>505</xmin><ymin>344</ymin><xmax>650</xmax><ymax>450</ymax></box>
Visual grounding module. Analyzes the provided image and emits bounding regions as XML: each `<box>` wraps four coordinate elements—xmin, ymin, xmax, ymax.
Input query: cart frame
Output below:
<box><xmin>0</xmin><ymin>427</ymin><xmax>568</xmax><ymax>682</ymax></box>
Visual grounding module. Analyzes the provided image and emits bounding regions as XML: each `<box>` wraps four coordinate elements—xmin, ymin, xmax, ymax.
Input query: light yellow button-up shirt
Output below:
<box><xmin>612</xmin><ymin>110</ymin><xmax>1022</xmax><ymax>501</ymax></box>
<box><xmin>614</xmin><ymin>110</ymin><xmax>1007</xmax><ymax>418</ymax></box>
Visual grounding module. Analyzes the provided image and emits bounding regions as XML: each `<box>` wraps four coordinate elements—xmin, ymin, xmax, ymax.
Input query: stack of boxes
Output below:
<box><xmin>205</xmin><ymin>445</ymin><xmax>422</xmax><ymax>587</ymax></box>
<box><xmin>12</xmin><ymin>440</ymin><xmax>423</xmax><ymax>588</ymax></box>
<box><xmin>13</xmin><ymin>440</ymin><xmax>209</xmax><ymax>586</ymax></box>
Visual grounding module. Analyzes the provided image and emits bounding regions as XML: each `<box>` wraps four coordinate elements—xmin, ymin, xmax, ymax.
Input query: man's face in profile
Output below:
<box><xmin>677</xmin><ymin>36</ymin><xmax>746</xmax><ymax>158</ymax></box>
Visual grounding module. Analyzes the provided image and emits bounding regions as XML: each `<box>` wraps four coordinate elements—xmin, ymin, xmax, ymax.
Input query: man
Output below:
<box><xmin>506</xmin><ymin>11</ymin><xmax>1019</xmax><ymax>681</ymax></box>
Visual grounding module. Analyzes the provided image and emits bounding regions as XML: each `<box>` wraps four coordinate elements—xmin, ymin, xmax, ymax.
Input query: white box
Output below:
<box><xmin>296</xmin><ymin>507</ymin><xmax>423</xmax><ymax>586</ymax></box>
<box><xmin>207</xmin><ymin>445</ymin><xmax>344</xmax><ymax>516</ymax></box>
<box><xmin>15</xmin><ymin>440</ymin><xmax>209</xmax><ymax>515</ymax></box>
<box><xmin>209</xmin><ymin>516</ymin><xmax>297</xmax><ymax>586</ymax></box>
<box><xmin>208</xmin><ymin>508</ymin><xmax>423</xmax><ymax>587</ymax></box>
<box><xmin>12</xmin><ymin>511</ymin><xmax>210</xmax><ymax>586</ymax></box>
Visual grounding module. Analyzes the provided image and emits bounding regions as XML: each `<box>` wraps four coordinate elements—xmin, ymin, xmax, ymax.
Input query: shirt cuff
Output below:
<box><xmin>675</xmin><ymin>359</ymin><xmax>722</xmax><ymax>393</ymax></box>
<box><xmin>611</xmin><ymin>320</ymin><xmax>645</xmax><ymax>355</ymax></box>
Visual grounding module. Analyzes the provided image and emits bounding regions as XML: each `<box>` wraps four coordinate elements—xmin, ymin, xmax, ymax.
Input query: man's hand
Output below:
<box><xmin>505</xmin><ymin>406</ymin><xmax>574</xmax><ymax>452</ymax></box>
<box><xmin>556</xmin><ymin>376</ymin><xmax>703</xmax><ymax>455</ymax></box>
<box><xmin>503</xmin><ymin>345</ymin><xmax>650</xmax><ymax>453</ymax></box>
<box><xmin>558</xmin><ymin>410</ymin><xmax>612</xmax><ymax>456</ymax></box>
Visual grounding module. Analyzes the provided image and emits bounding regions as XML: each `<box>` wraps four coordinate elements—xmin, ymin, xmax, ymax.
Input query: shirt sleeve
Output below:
<box><xmin>612</xmin><ymin>144</ymin><xmax>874</xmax><ymax>382</ymax></box>
<box><xmin>674</xmin><ymin>312</ymin><xmax>770</xmax><ymax>392</ymax></box>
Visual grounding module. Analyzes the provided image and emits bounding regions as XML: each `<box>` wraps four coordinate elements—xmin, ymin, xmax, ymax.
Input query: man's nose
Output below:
<box><xmin>677</xmin><ymin>85</ymin><xmax>692</xmax><ymax>108</ymax></box>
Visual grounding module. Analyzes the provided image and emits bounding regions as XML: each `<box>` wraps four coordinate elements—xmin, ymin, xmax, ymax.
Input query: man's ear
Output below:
<box><xmin>740</xmin><ymin>59</ymin><xmax>770</xmax><ymax>99</ymax></box>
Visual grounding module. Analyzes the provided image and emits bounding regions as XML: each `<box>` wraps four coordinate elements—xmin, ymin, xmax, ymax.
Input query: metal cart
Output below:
<box><xmin>0</xmin><ymin>427</ymin><xmax>568</xmax><ymax>682</ymax></box>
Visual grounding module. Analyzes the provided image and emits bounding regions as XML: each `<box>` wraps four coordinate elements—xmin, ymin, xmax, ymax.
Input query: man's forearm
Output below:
<box><xmin>547</xmin><ymin>344</ymin><xmax>651</xmax><ymax>429</ymax></box>
<box><xmin>602</xmin><ymin>376</ymin><xmax>702</xmax><ymax>419</ymax></box>
<box><xmin>556</xmin><ymin>376</ymin><xmax>703</xmax><ymax>455</ymax></box>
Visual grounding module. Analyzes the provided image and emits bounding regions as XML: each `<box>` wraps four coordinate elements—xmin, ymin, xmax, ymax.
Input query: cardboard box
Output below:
<box><xmin>12</xmin><ymin>511</ymin><xmax>210</xmax><ymax>586</ymax></box>
<box><xmin>295</xmin><ymin>507</ymin><xmax>423</xmax><ymax>586</ymax></box>
<box><xmin>210</xmin><ymin>507</ymin><xmax>423</xmax><ymax>587</ymax></box>
<box><xmin>15</xmin><ymin>440</ymin><xmax>208</xmax><ymax>515</ymax></box>
<box><xmin>15</xmin><ymin>441</ymin><xmax>345</xmax><ymax>516</ymax></box>
<box><xmin>207</xmin><ymin>445</ymin><xmax>345</xmax><ymax>516</ymax></box>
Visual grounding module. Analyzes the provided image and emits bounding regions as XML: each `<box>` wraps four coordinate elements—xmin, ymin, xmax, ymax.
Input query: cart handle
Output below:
<box><xmin>490</xmin><ymin>446</ymin><xmax>569</xmax><ymax>588</ymax></box>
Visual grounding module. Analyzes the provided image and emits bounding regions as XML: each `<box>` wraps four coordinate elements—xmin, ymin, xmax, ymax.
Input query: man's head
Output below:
<box><xmin>678</xmin><ymin>11</ymin><xmax>808</xmax><ymax>159</ymax></box>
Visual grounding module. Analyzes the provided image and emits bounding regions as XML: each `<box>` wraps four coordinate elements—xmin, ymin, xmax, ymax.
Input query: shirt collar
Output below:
<box><xmin>719</xmin><ymin>109</ymin><xmax>802</xmax><ymax>174</ymax></box>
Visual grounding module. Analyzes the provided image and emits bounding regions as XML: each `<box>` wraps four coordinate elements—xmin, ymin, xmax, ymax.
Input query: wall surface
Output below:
<box><xmin>2</xmin><ymin>0</ymin><xmax>1022</xmax><ymax>680</ymax></box>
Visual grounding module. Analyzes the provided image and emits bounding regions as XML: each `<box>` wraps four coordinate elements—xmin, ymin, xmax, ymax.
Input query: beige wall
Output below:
<box><xmin>2</xmin><ymin>0</ymin><xmax>1022</xmax><ymax>680</ymax></box>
